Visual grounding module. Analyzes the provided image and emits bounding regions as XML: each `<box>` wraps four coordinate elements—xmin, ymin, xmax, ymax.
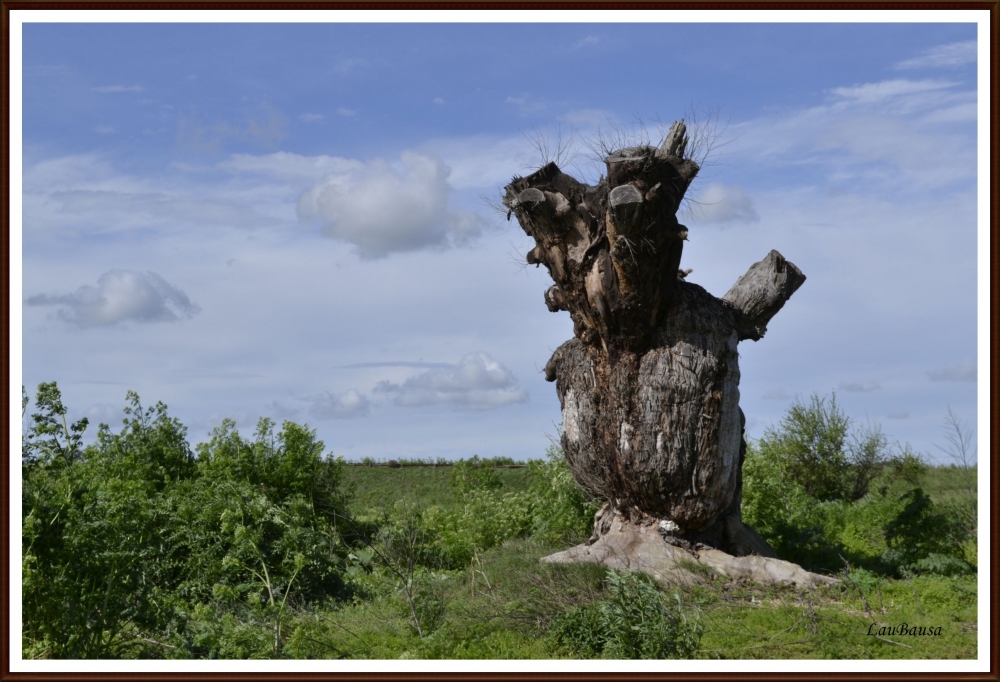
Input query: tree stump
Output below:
<box><xmin>504</xmin><ymin>121</ymin><xmax>834</xmax><ymax>586</ymax></box>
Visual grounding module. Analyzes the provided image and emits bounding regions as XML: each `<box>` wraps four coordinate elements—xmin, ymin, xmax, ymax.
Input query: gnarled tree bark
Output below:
<box><xmin>504</xmin><ymin>121</ymin><xmax>829</xmax><ymax>585</ymax></box>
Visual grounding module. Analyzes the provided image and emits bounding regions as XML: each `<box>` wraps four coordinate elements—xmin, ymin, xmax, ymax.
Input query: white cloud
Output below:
<box><xmin>839</xmin><ymin>380</ymin><xmax>880</xmax><ymax>393</ymax></box>
<box><xmin>685</xmin><ymin>183</ymin><xmax>759</xmax><ymax>225</ymax></box>
<box><xmin>42</xmin><ymin>189</ymin><xmax>281</xmax><ymax>232</ymax></box>
<box><xmin>574</xmin><ymin>35</ymin><xmax>600</xmax><ymax>48</ymax></box>
<box><xmin>895</xmin><ymin>40</ymin><xmax>977</xmax><ymax>70</ymax></box>
<box><xmin>296</xmin><ymin>151</ymin><xmax>485</xmax><ymax>258</ymax></box>
<box><xmin>298</xmin><ymin>113</ymin><xmax>324</xmax><ymax>123</ymax></box>
<box><xmin>220</xmin><ymin>152</ymin><xmax>359</xmax><ymax>185</ymax></box>
<box><xmin>373</xmin><ymin>352</ymin><xmax>528</xmax><ymax>410</ymax></box>
<box><xmin>928</xmin><ymin>361</ymin><xmax>976</xmax><ymax>382</ymax></box>
<box><xmin>505</xmin><ymin>94</ymin><xmax>548</xmax><ymax>116</ymax></box>
<box><xmin>433</xmin><ymin>98</ymin><xmax>445</xmax><ymax>105</ymax></box>
<box><xmin>728</xmin><ymin>78</ymin><xmax>976</xmax><ymax>193</ymax></box>
<box><xmin>26</xmin><ymin>270</ymin><xmax>200</xmax><ymax>328</ymax></box>
<box><xmin>426</xmin><ymin>134</ymin><xmax>539</xmax><ymax>190</ymax></box>
<box><xmin>92</xmin><ymin>84</ymin><xmax>143</xmax><ymax>93</ymax></box>
<box><xmin>94</xmin><ymin>126</ymin><xmax>117</xmax><ymax>135</ymax></box>
<box><xmin>176</xmin><ymin>102</ymin><xmax>286</xmax><ymax>153</ymax></box>
<box><xmin>336</xmin><ymin>107</ymin><xmax>358</xmax><ymax>117</ymax></box>
<box><xmin>308</xmin><ymin>389</ymin><xmax>370</xmax><ymax>419</ymax></box>
<box><xmin>829</xmin><ymin>79</ymin><xmax>958</xmax><ymax>105</ymax></box>
<box><xmin>85</xmin><ymin>403</ymin><xmax>124</xmax><ymax>426</ymax></box>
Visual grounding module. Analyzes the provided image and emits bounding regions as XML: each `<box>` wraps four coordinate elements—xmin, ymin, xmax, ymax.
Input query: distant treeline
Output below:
<box><xmin>345</xmin><ymin>456</ymin><xmax>529</xmax><ymax>468</ymax></box>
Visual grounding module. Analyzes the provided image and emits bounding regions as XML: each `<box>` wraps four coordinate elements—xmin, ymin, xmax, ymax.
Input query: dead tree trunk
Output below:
<box><xmin>504</xmin><ymin>121</ymin><xmax>808</xmax><ymax>565</ymax></box>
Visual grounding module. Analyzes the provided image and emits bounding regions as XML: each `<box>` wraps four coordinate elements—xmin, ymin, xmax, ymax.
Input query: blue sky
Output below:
<box><xmin>18</xmin><ymin>20</ymin><xmax>982</xmax><ymax>463</ymax></box>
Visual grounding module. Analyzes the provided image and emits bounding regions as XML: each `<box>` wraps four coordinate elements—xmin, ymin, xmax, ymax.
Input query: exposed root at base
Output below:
<box><xmin>546</xmin><ymin>507</ymin><xmax>839</xmax><ymax>588</ymax></box>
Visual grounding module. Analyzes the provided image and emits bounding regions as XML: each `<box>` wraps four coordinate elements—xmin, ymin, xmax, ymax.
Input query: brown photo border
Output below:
<box><xmin>1</xmin><ymin>4</ymin><xmax>996</xmax><ymax>680</ymax></box>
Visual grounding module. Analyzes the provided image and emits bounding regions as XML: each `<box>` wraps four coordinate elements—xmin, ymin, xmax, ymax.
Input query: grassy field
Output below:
<box><xmin>343</xmin><ymin>464</ymin><xmax>534</xmax><ymax>515</ymax></box>
<box><xmin>321</xmin><ymin>462</ymin><xmax>978</xmax><ymax>660</ymax></box>
<box><xmin>22</xmin><ymin>383</ymin><xmax>978</xmax><ymax>661</ymax></box>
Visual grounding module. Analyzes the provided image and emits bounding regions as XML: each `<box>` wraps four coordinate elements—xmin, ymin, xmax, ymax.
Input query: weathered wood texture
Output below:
<box><xmin>503</xmin><ymin>120</ymin><xmax>806</xmax><ymax>555</ymax></box>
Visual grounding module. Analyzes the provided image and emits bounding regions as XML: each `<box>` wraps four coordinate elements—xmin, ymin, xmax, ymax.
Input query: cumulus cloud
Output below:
<box><xmin>927</xmin><ymin>361</ymin><xmax>977</xmax><ymax>382</ymax></box>
<box><xmin>686</xmin><ymin>184</ymin><xmax>759</xmax><ymax>225</ymax></box>
<box><xmin>308</xmin><ymin>390</ymin><xmax>370</xmax><ymax>420</ymax></box>
<box><xmin>296</xmin><ymin>151</ymin><xmax>485</xmax><ymax>258</ymax></box>
<box><xmin>894</xmin><ymin>40</ymin><xmax>977</xmax><ymax>70</ymax></box>
<box><xmin>25</xmin><ymin>270</ymin><xmax>200</xmax><ymax>328</ymax></box>
<box><xmin>839</xmin><ymin>380</ymin><xmax>880</xmax><ymax>393</ymax></box>
<box><xmin>373</xmin><ymin>352</ymin><xmax>528</xmax><ymax>410</ymax></box>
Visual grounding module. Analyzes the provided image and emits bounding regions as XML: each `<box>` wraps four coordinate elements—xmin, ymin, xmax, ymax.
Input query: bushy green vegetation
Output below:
<box><xmin>21</xmin><ymin>383</ymin><xmax>977</xmax><ymax>660</ymax></box>
<box><xmin>742</xmin><ymin>393</ymin><xmax>978</xmax><ymax>578</ymax></box>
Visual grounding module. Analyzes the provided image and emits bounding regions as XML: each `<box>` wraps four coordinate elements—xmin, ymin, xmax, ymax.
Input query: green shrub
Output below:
<box><xmin>881</xmin><ymin>488</ymin><xmax>971</xmax><ymax>576</ymax></box>
<box><xmin>449</xmin><ymin>455</ymin><xmax>503</xmax><ymax>496</ymax></box>
<box><xmin>551</xmin><ymin>570</ymin><xmax>703</xmax><ymax>659</ymax></box>
<box><xmin>527</xmin><ymin>445</ymin><xmax>600</xmax><ymax>543</ymax></box>
<box><xmin>22</xmin><ymin>384</ymin><xmax>352</xmax><ymax>659</ymax></box>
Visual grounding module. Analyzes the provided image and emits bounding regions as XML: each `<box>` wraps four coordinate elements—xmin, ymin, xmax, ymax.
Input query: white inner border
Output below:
<box><xmin>7</xmin><ymin>8</ymin><xmax>993</xmax><ymax>675</ymax></box>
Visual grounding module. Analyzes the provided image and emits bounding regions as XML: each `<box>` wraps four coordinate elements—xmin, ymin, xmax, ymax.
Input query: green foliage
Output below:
<box><xmin>881</xmin><ymin>488</ymin><xmax>972</xmax><ymax>576</ymax></box>
<box><xmin>23</xmin><ymin>381</ymin><xmax>89</xmax><ymax>466</ymax></box>
<box><xmin>22</xmin><ymin>383</ymin><xmax>978</xmax><ymax>660</ymax></box>
<box><xmin>744</xmin><ymin>395</ymin><xmax>974</xmax><ymax>578</ymax></box>
<box><xmin>760</xmin><ymin>393</ymin><xmax>851</xmax><ymax>501</ymax></box>
<box><xmin>22</xmin><ymin>384</ymin><xmax>190</xmax><ymax>657</ymax></box>
<box><xmin>527</xmin><ymin>445</ymin><xmax>601</xmax><ymax>543</ymax></box>
<box><xmin>449</xmin><ymin>455</ymin><xmax>503</xmax><ymax>496</ymax></box>
<box><xmin>551</xmin><ymin>570</ymin><xmax>703</xmax><ymax>659</ymax></box>
<box><xmin>22</xmin><ymin>383</ymin><xmax>350</xmax><ymax>659</ymax></box>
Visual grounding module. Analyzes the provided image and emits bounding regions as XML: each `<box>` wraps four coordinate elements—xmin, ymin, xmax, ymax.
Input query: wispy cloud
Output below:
<box><xmin>298</xmin><ymin>113</ymin><xmax>324</xmax><ymax>123</ymax></box>
<box><xmin>176</xmin><ymin>102</ymin><xmax>287</xmax><ymax>153</ymax></box>
<box><xmin>308</xmin><ymin>389</ymin><xmax>370</xmax><ymax>419</ymax></box>
<box><xmin>373</xmin><ymin>353</ymin><xmax>528</xmax><ymax>410</ymax></box>
<box><xmin>839</xmin><ymin>380</ymin><xmax>880</xmax><ymax>393</ymax></box>
<box><xmin>296</xmin><ymin>151</ymin><xmax>485</xmax><ymax>258</ymax></box>
<box><xmin>895</xmin><ymin>40</ymin><xmax>977</xmax><ymax>70</ymax></box>
<box><xmin>92</xmin><ymin>84</ymin><xmax>143</xmax><ymax>93</ymax></box>
<box><xmin>94</xmin><ymin>126</ymin><xmax>117</xmax><ymax>135</ymax></box>
<box><xmin>26</xmin><ymin>270</ymin><xmax>200</xmax><ymax>328</ymax></box>
<box><xmin>829</xmin><ymin>79</ymin><xmax>959</xmax><ymax>105</ymax></box>
<box><xmin>729</xmin><ymin>77</ymin><xmax>976</xmax><ymax>193</ymax></box>
<box><xmin>336</xmin><ymin>107</ymin><xmax>358</xmax><ymax>118</ymax></box>
<box><xmin>685</xmin><ymin>183</ymin><xmax>759</xmax><ymax>225</ymax></box>
<box><xmin>341</xmin><ymin>361</ymin><xmax>454</xmax><ymax>370</ymax></box>
<box><xmin>928</xmin><ymin>361</ymin><xmax>977</xmax><ymax>382</ymax></box>
<box><xmin>505</xmin><ymin>94</ymin><xmax>548</xmax><ymax>116</ymax></box>
<box><xmin>219</xmin><ymin>151</ymin><xmax>358</xmax><ymax>185</ymax></box>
